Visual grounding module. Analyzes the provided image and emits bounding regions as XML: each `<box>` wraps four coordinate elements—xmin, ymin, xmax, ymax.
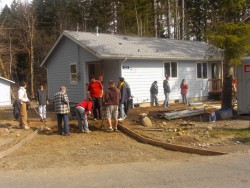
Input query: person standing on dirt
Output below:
<box><xmin>87</xmin><ymin>75</ymin><xmax>103</xmax><ymax>120</ymax></box>
<box><xmin>123</xmin><ymin>80</ymin><xmax>132</xmax><ymax>116</ymax></box>
<box><xmin>180</xmin><ymin>79</ymin><xmax>189</xmax><ymax>105</ymax></box>
<box><xmin>163</xmin><ymin>75</ymin><xmax>171</xmax><ymax>108</ymax></box>
<box><xmin>18</xmin><ymin>81</ymin><xmax>31</xmax><ymax>130</ymax></box>
<box><xmin>75</xmin><ymin>98</ymin><xmax>93</xmax><ymax>133</ymax></box>
<box><xmin>104</xmin><ymin>80</ymin><xmax>120</xmax><ymax>132</ymax></box>
<box><xmin>117</xmin><ymin>77</ymin><xmax>128</xmax><ymax>121</ymax></box>
<box><xmin>53</xmin><ymin>86</ymin><xmax>70</xmax><ymax>136</ymax></box>
<box><xmin>150</xmin><ymin>81</ymin><xmax>159</xmax><ymax>106</ymax></box>
<box><xmin>36</xmin><ymin>82</ymin><xmax>48</xmax><ymax>122</ymax></box>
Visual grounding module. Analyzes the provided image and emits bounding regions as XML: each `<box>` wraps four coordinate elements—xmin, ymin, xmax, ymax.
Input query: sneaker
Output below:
<box><xmin>85</xmin><ymin>129</ymin><xmax>91</xmax><ymax>134</ymax></box>
<box><xmin>114</xmin><ymin>128</ymin><xmax>118</xmax><ymax>132</ymax></box>
<box><xmin>93</xmin><ymin>118</ymin><xmax>97</xmax><ymax>121</ymax></box>
<box><xmin>80</xmin><ymin>129</ymin><xmax>85</xmax><ymax>133</ymax></box>
<box><xmin>107</xmin><ymin>127</ymin><xmax>113</xmax><ymax>132</ymax></box>
<box><xmin>43</xmin><ymin>118</ymin><xmax>47</xmax><ymax>122</ymax></box>
<box><xmin>118</xmin><ymin>118</ymin><xmax>124</xmax><ymax>121</ymax></box>
<box><xmin>64</xmin><ymin>133</ymin><xmax>71</xmax><ymax>136</ymax></box>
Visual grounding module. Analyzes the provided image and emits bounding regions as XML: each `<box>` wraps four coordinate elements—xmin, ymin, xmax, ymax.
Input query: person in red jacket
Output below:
<box><xmin>75</xmin><ymin>98</ymin><xmax>93</xmax><ymax>133</ymax></box>
<box><xmin>87</xmin><ymin>75</ymin><xmax>103</xmax><ymax>120</ymax></box>
<box><xmin>180</xmin><ymin>79</ymin><xmax>189</xmax><ymax>105</ymax></box>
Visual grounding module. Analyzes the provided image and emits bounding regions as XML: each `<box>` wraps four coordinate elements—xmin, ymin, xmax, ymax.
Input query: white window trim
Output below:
<box><xmin>70</xmin><ymin>63</ymin><xmax>78</xmax><ymax>85</ymax></box>
<box><xmin>163</xmin><ymin>61</ymin><xmax>178</xmax><ymax>78</ymax></box>
<box><xmin>196</xmin><ymin>62</ymin><xmax>208</xmax><ymax>80</ymax></box>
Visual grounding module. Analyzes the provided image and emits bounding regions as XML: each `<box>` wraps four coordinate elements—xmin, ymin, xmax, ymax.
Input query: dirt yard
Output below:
<box><xmin>0</xmin><ymin>102</ymin><xmax>249</xmax><ymax>170</ymax></box>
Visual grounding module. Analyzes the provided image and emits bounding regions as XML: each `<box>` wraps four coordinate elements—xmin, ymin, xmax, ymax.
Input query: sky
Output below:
<box><xmin>0</xmin><ymin>0</ymin><xmax>31</xmax><ymax>10</ymax></box>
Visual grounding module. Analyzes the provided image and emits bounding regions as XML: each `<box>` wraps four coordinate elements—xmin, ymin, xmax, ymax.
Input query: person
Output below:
<box><xmin>104</xmin><ymin>80</ymin><xmax>120</xmax><ymax>132</ymax></box>
<box><xmin>180</xmin><ymin>79</ymin><xmax>188</xmax><ymax>105</ymax></box>
<box><xmin>53</xmin><ymin>86</ymin><xmax>70</xmax><ymax>136</ymax></box>
<box><xmin>36</xmin><ymin>82</ymin><xmax>48</xmax><ymax>122</ymax></box>
<box><xmin>117</xmin><ymin>77</ymin><xmax>128</xmax><ymax>121</ymax></box>
<box><xmin>123</xmin><ymin>80</ymin><xmax>132</xmax><ymax>115</ymax></box>
<box><xmin>163</xmin><ymin>75</ymin><xmax>171</xmax><ymax>108</ymax></box>
<box><xmin>75</xmin><ymin>98</ymin><xmax>93</xmax><ymax>133</ymax></box>
<box><xmin>87</xmin><ymin>75</ymin><xmax>103</xmax><ymax>120</ymax></box>
<box><xmin>18</xmin><ymin>81</ymin><xmax>31</xmax><ymax>129</ymax></box>
<box><xmin>150</xmin><ymin>81</ymin><xmax>159</xmax><ymax>106</ymax></box>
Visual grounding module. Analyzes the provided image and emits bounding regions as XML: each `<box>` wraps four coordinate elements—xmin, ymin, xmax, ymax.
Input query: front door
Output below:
<box><xmin>88</xmin><ymin>63</ymin><xmax>102</xmax><ymax>81</ymax></box>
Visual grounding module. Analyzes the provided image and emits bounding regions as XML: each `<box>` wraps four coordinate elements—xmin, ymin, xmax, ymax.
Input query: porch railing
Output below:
<box><xmin>208</xmin><ymin>79</ymin><xmax>222</xmax><ymax>93</ymax></box>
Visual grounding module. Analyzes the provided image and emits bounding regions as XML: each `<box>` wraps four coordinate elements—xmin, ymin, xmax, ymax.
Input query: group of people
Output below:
<box><xmin>150</xmin><ymin>75</ymin><xmax>189</xmax><ymax>107</ymax></box>
<box><xmin>53</xmin><ymin>76</ymin><xmax>131</xmax><ymax>135</ymax></box>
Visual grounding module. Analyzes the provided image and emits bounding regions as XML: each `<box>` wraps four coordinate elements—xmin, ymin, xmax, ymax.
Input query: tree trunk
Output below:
<box><xmin>167</xmin><ymin>0</ymin><xmax>171</xmax><ymax>38</ymax></box>
<box><xmin>153</xmin><ymin>0</ymin><xmax>158</xmax><ymax>37</ymax></box>
<box><xmin>221</xmin><ymin>57</ymin><xmax>233</xmax><ymax>110</ymax></box>
<box><xmin>134</xmin><ymin>0</ymin><xmax>140</xmax><ymax>36</ymax></box>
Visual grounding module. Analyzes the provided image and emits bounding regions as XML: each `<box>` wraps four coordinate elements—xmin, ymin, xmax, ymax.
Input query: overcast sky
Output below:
<box><xmin>0</xmin><ymin>0</ymin><xmax>31</xmax><ymax>10</ymax></box>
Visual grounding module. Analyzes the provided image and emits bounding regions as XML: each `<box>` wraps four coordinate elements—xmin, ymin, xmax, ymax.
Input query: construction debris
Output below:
<box><xmin>163</xmin><ymin>107</ymin><xmax>205</xmax><ymax>120</ymax></box>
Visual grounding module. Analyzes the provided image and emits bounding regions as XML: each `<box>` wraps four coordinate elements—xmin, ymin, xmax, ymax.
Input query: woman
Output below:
<box><xmin>180</xmin><ymin>79</ymin><xmax>188</xmax><ymax>105</ymax></box>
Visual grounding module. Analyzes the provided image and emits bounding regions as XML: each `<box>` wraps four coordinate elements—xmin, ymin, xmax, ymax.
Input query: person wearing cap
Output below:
<box><xmin>87</xmin><ymin>75</ymin><xmax>103</xmax><ymax>120</ymax></box>
<box><xmin>104</xmin><ymin>80</ymin><xmax>120</xmax><ymax>132</ymax></box>
<box><xmin>163</xmin><ymin>75</ymin><xmax>171</xmax><ymax>108</ymax></box>
<box><xmin>18</xmin><ymin>81</ymin><xmax>31</xmax><ymax>130</ymax></box>
<box><xmin>75</xmin><ymin>98</ymin><xmax>93</xmax><ymax>133</ymax></box>
<box><xmin>150</xmin><ymin>81</ymin><xmax>159</xmax><ymax>106</ymax></box>
<box><xmin>53</xmin><ymin>86</ymin><xmax>70</xmax><ymax>136</ymax></box>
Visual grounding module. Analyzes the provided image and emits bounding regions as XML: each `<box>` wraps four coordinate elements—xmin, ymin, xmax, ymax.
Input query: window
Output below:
<box><xmin>197</xmin><ymin>63</ymin><xmax>208</xmax><ymax>79</ymax></box>
<box><xmin>70</xmin><ymin>64</ymin><xmax>77</xmax><ymax>84</ymax></box>
<box><xmin>164</xmin><ymin>62</ymin><xmax>177</xmax><ymax>77</ymax></box>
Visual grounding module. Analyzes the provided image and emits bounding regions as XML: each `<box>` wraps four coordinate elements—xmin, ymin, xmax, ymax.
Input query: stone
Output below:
<box><xmin>162</xmin><ymin>122</ymin><xmax>167</xmax><ymax>126</ymax></box>
<box><xmin>139</xmin><ymin>117</ymin><xmax>152</xmax><ymax>127</ymax></box>
<box><xmin>138</xmin><ymin>113</ymin><xmax>148</xmax><ymax>119</ymax></box>
<box><xmin>16</xmin><ymin>133</ymin><xmax>21</xmax><ymax>137</ymax></box>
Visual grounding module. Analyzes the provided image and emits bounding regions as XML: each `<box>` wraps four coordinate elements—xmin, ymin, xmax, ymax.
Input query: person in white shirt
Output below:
<box><xmin>18</xmin><ymin>81</ymin><xmax>30</xmax><ymax>129</ymax></box>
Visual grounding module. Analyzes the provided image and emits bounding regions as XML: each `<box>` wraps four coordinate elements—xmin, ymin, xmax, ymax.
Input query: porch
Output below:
<box><xmin>208</xmin><ymin>79</ymin><xmax>222</xmax><ymax>100</ymax></box>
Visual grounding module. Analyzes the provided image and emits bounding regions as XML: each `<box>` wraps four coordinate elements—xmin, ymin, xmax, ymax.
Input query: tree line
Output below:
<box><xmin>0</xmin><ymin>0</ymin><xmax>250</xmax><ymax>108</ymax></box>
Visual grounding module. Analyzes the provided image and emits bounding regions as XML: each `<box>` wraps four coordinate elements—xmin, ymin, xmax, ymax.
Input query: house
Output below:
<box><xmin>41</xmin><ymin>31</ymin><xmax>221</xmax><ymax>105</ymax></box>
<box><xmin>237</xmin><ymin>56</ymin><xmax>250</xmax><ymax>114</ymax></box>
<box><xmin>0</xmin><ymin>76</ymin><xmax>15</xmax><ymax>106</ymax></box>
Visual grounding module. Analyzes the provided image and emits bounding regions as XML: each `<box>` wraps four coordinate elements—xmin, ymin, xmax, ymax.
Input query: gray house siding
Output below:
<box><xmin>46</xmin><ymin>36</ymin><xmax>99</xmax><ymax>103</ymax></box>
<box><xmin>102</xmin><ymin>60</ymin><xmax>121</xmax><ymax>90</ymax></box>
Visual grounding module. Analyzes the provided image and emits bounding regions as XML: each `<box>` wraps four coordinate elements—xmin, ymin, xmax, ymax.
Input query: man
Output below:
<box><xmin>104</xmin><ymin>80</ymin><xmax>120</xmax><ymax>132</ymax></box>
<box><xmin>117</xmin><ymin>77</ymin><xmax>128</xmax><ymax>121</ymax></box>
<box><xmin>36</xmin><ymin>82</ymin><xmax>48</xmax><ymax>122</ymax></box>
<box><xmin>163</xmin><ymin>75</ymin><xmax>171</xmax><ymax>108</ymax></box>
<box><xmin>75</xmin><ymin>98</ymin><xmax>92</xmax><ymax>133</ymax></box>
<box><xmin>53</xmin><ymin>86</ymin><xmax>70</xmax><ymax>136</ymax></box>
<box><xmin>87</xmin><ymin>75</ymin><xmax>103</xmax><ymax>120</ymax></box>
<box><xmin>123</xmin><ymin>80</ymin><xmax>132</xmax><ymax>115</ymax></box>
<box><xmin>18</xmin><ymin>81</ymin><xmax>31</xmax><ymax>129</ymax></box>
<box><xmin>150</xmin><ymin>81</ymin><xmax>159</xmax><ymax>106</ymax></box>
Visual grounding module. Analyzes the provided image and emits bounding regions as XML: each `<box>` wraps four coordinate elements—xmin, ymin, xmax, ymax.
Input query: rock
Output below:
<box><xmin>16</xmin><ymin>133</ymin><xmax>21</xmax><ymax>137</ymax></box>
<box><xmin>139</xmin><ymin>117</ymin><xmax>152</xmax><ymax>127</ymax></box>
<box><xmin>162</xmin><ymin>122</ymin><xmax>167</xmax><ymax>126</ymax></box>
<box><xmin>138</xmin><ymin>113</ymin><xmax>148</xmax><ymax>119</ymax></box>
<box><xmin>207</xmin><ymin>125</ymin><xmax>213</xmax><ymax>130</ymax></box>
<box><xmin>235</xmin><ymin>141</ymin><xmax>241</xmax><ymax>144</ymax></box>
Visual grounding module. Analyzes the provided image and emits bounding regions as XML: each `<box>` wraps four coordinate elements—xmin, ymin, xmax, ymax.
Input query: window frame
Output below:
<box><xmin>196</xmin><ymin>62</ymin><xmax>208</xmax><ymax>79</ymax></box>
<box><xmin>70</xmin><ymin>63</ymin><xmax>78</xmax><ymax>85</ymax></box>
<box><xmin>164</xmin><ymin>61</ymin><xmax>178</xmax><ymax>78</ymax></box>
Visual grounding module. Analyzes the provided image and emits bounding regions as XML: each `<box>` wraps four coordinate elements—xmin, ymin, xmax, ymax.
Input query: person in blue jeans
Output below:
<box><xmin>75</xmin><ymin>98</ymin><xmax>93</xmax><ymax>133</ymax></box>
<box><xmin>53</xmin><ymin>86</ymin><xmax>70</xmax><ymax>136</ymax></box>
<box><xmin>163</xmin><ymin>75</ymin><xmax>171</xmax><ymax>108</ymax></box>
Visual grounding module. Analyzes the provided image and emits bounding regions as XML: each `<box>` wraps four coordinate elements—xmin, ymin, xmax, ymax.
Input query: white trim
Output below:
<box><xmin>0</xmin><ymin>76</ymin><xmax>15</xmax><ymax>84</ymax></box>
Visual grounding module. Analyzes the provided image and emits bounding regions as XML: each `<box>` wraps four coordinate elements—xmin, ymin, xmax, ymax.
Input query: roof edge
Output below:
<box><xmin>0</xmin><ymin>76</ymin><xmax>15</xmax><ymax>83</ymax></box>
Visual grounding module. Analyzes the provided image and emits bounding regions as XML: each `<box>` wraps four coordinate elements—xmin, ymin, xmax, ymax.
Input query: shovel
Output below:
<box><xmin>32</xmin><ymin>105</ymin><xmax>51</xmax><ymax>131</ymax></box>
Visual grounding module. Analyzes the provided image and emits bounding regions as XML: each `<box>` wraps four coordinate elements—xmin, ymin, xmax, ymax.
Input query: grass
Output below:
<box><xmin>210</xmin><ymin>128</ymin><xmax>250</xmax><ymax>143</ymax></box>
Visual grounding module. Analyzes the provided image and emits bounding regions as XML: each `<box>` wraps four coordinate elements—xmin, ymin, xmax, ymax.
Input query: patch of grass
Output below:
<box><xmin>210</xmin><ymin>128</ymin><xmax>250</xmax><ymax>143</ymax></box>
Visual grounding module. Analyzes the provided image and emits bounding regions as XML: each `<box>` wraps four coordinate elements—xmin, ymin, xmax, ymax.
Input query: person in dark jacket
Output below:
<box><xmin>163</xmin><ymin>75</ymin><xmax>170</xmax><ymax>108</ymax></box>
<box><xmin>75</xmin><ymin>98</ymin><xmax>93</xmax><ymax>133</ymax></box>
<box><xmin>117</xmin><ymin>77</ymin><xmax>128</xmax><ymax>121</ymax></box>
<box><xmin>104</xmin><ymin>80</ymin><xmax>120</xmax><ymax>132</ymax></box>
<box><xmin>150</xmin><ymin>81</ymin><xmax>159</xmax><ymax>106</ymax></box>
<box><xmin>123</xmin><ymin>80</ymin><xmax>132</xmax><ymax>115</ymax></box>
<box><xmin>180</xmin><ymin>79</ymin><xmax>189</xmax><ymax>105</ymax></box>
<box><xmin>36</xmin><ymin>83</ymin><xmax>48</xmax><ymax>122</ymax></box>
